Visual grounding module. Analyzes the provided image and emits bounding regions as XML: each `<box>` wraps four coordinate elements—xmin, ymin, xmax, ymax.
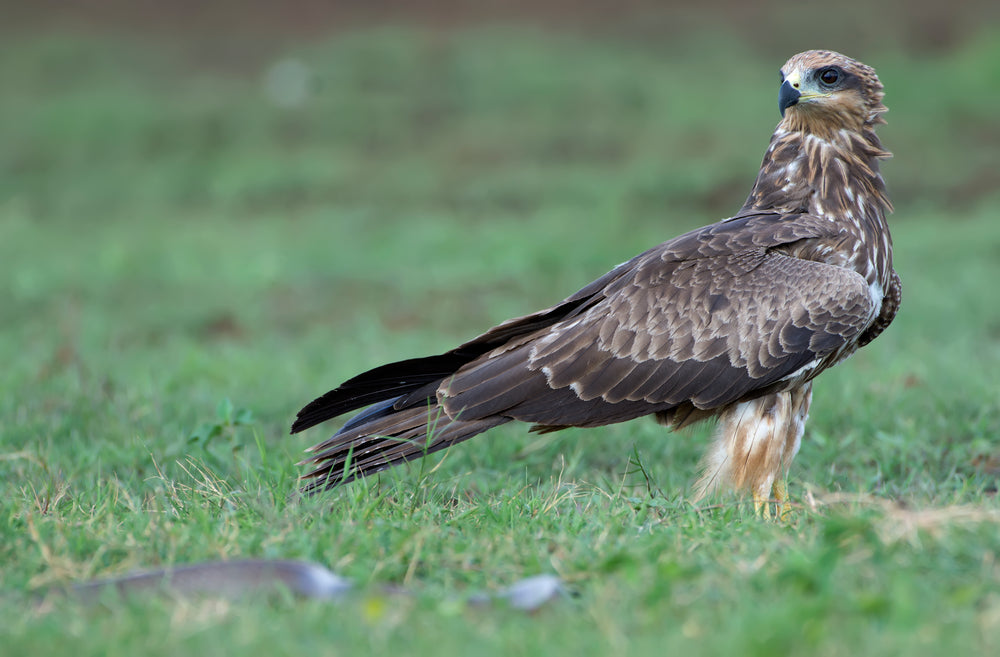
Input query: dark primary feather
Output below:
<box><xmin>291</xmin><ymin>353</ymin><xmax>474</xmax><ymax>433</ymax></box>
<box><xmin>290</xmin><ymin>270</ymin><xmax>624</xmax><ymax>435</ymax></box>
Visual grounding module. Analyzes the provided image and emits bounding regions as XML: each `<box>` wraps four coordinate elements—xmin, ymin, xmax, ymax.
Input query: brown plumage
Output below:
<box><xmin>291</xmin><ymin>50</ymin><xmax>901</xmax><ymax>514</ymax></box>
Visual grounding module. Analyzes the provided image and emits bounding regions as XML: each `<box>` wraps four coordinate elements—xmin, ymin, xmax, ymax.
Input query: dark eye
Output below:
<box><xmin>779</xmin><ymin>70</ymin><xmax>785</xmax><ymax>83</ymax></box>
<box><xmin>818</xmin><ymin>67</ymin><xmax>840</xmax><ymax>86</ymax></box>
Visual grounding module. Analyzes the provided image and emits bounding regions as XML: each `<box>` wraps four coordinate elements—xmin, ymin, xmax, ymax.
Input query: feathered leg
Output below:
<box><xmin>694</xmin><ymin>382</ymin><xmax>813</xmax><ymax>518</ymax></box>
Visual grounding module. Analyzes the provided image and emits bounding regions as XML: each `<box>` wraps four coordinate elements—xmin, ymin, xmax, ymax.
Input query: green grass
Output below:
<box><xmin>3</xmin><ymin>24</ymin><xmax>1000</xmax><ymax>656</ymax></box>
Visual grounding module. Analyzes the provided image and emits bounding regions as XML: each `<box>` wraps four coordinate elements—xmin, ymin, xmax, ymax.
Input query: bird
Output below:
<box><xmin>291</xmin><ymin>50</ymin><xmax>901</xmax><ymax>517</ymax></box>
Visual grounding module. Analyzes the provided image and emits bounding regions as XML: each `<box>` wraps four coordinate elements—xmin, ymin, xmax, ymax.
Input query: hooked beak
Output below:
<box><xmin>779</xmin><ymin>79</ymin><xmax>800</xmax><ymax>116</ymax></box>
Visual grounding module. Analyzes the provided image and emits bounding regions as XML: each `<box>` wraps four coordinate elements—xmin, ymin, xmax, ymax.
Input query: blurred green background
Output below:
<box><xmin>2</xmin><ymin>0</ymin><xmax>998</xmax><ymax>465</ymax></box>
<box><xmin>2</xmin><ymin>2</ymin><xmax>1000</xmax><ymax>654</ymax></box>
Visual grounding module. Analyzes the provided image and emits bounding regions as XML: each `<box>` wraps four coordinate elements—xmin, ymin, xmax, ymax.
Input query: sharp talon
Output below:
<box><xmin>773</xmin><ymin>480</ymin><xmax>791</xmax><ymax>521</ymax></box>
<box><xmin>753</xmin><ymin>491</ymin><xmax>771</xmax><ymax>519</ymax></box>
<box><xmin>751</xmin><ymin>481</ymin><xmax>792</xmax><ymax>520</ymax></box>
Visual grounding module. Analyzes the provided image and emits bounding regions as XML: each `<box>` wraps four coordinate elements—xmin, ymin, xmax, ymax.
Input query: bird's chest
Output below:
<box><xmin>808</xmin><ymin>205</ymin><xmax>891</xmax><ymax>309</ymax></box>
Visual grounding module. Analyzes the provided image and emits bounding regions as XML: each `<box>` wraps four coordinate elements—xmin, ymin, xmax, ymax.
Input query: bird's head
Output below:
<box><xmin>778</xmin><ymin>50</ymin><xmax>887</xmax><ymax>135</ymax></box>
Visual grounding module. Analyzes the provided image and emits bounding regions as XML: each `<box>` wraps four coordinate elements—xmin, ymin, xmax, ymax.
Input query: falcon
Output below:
<box><xmin>291</xmin><ymin>50</ymin><xmax>901</xmax><ymax>516</ymax></box>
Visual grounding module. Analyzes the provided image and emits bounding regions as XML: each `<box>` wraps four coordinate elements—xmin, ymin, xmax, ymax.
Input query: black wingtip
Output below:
<box><xmin>289</xmin><ymin>352</ymin><xmax>479</xmax><ymax>435</ymax></box>
<box><xmin>290</xmin><ymin>391</ymin><xmax>339</xmax><ymax>434</ymax></box>
<box><xmin>290</xmin><ymin>389</ymin><xmax>341</xmax><ymax>434</ymax></box>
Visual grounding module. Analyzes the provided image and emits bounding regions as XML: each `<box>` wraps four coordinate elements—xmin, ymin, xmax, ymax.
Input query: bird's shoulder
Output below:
<box><xmin>462</xmin><ymin>211</ymin><xmax>860</xmax><ymax>359</ymax></box>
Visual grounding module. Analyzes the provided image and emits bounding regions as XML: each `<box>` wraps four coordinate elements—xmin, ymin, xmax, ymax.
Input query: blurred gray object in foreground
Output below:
<box><xmin>70</xmin><ymin>559</ymin><xmax>351</xmax><ymax>601</ymax></box>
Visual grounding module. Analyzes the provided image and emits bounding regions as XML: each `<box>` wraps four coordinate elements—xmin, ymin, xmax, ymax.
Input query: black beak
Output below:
<box><xmin>779</xmin><ymin>80</ymin><xmax>800</xmax><ymax>116</ymax></box>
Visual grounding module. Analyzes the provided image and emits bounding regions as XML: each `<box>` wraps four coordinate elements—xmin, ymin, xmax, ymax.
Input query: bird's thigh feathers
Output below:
<box><xmin>694</xmin><ymin>382</ymin><xmax>813</xmax><ymax>499</ymax></box>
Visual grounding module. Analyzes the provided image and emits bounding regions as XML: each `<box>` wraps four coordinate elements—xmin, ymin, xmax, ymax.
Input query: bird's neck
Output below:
<box><xmin>741</xmin><ymin>124</ymin><xmax>893</xmax><ymax>223</ymax></box>
<box><xmin>741</xmin><ymin>123</ymin><xmax>895</xmax><ymax>291</ymax></box>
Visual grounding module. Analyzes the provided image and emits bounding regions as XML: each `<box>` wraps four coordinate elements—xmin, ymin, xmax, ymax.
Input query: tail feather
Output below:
<box><xmin>299</xmin><ymin>403</ymin><xmax>509</xmax><ymax>494</ymax></box>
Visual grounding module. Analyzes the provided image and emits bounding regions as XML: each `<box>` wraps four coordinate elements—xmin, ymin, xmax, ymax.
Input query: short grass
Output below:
<box><xmin>2</xmin><ymin>24</ymin><xmax>1000</xmax><ymax>657</ymax></box>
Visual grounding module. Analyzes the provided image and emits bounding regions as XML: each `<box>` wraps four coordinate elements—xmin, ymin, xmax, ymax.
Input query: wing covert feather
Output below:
<box><xmin>439</xmin><ymin>214</ymin><xmax>877</xmax><ymax>426</ymax></box>
<box><xmin>534</xmin><ymin>249</ymin><xmax>875</xmax><ymax>407</ymax></box>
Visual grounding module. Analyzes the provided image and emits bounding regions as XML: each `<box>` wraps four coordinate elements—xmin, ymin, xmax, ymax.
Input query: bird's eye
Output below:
<box><xmin>779</xmin><ymin>70</ymin><xmax>785</xmax><ymax>83</ymax></box>
<box><xmin>818</xmin><ymin>67</ymin><xmax>840</xmax><ymax>86</ymax></box>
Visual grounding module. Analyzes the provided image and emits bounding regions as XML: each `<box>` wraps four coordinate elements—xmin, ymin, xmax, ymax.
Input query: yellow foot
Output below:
<box><xmin>753</xmin><ymin>490</ymin><xmax>771</xmax><ymax>519</ymax></box>
<box><xmin>753</xmin><ymin>480</ymin><xmax>792</xmax><ymax>520</ymax></box>
<box><xmin>773</xmin><ymin>479</ymin><xmax>792</xmax><ymax>521</ymax></box>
